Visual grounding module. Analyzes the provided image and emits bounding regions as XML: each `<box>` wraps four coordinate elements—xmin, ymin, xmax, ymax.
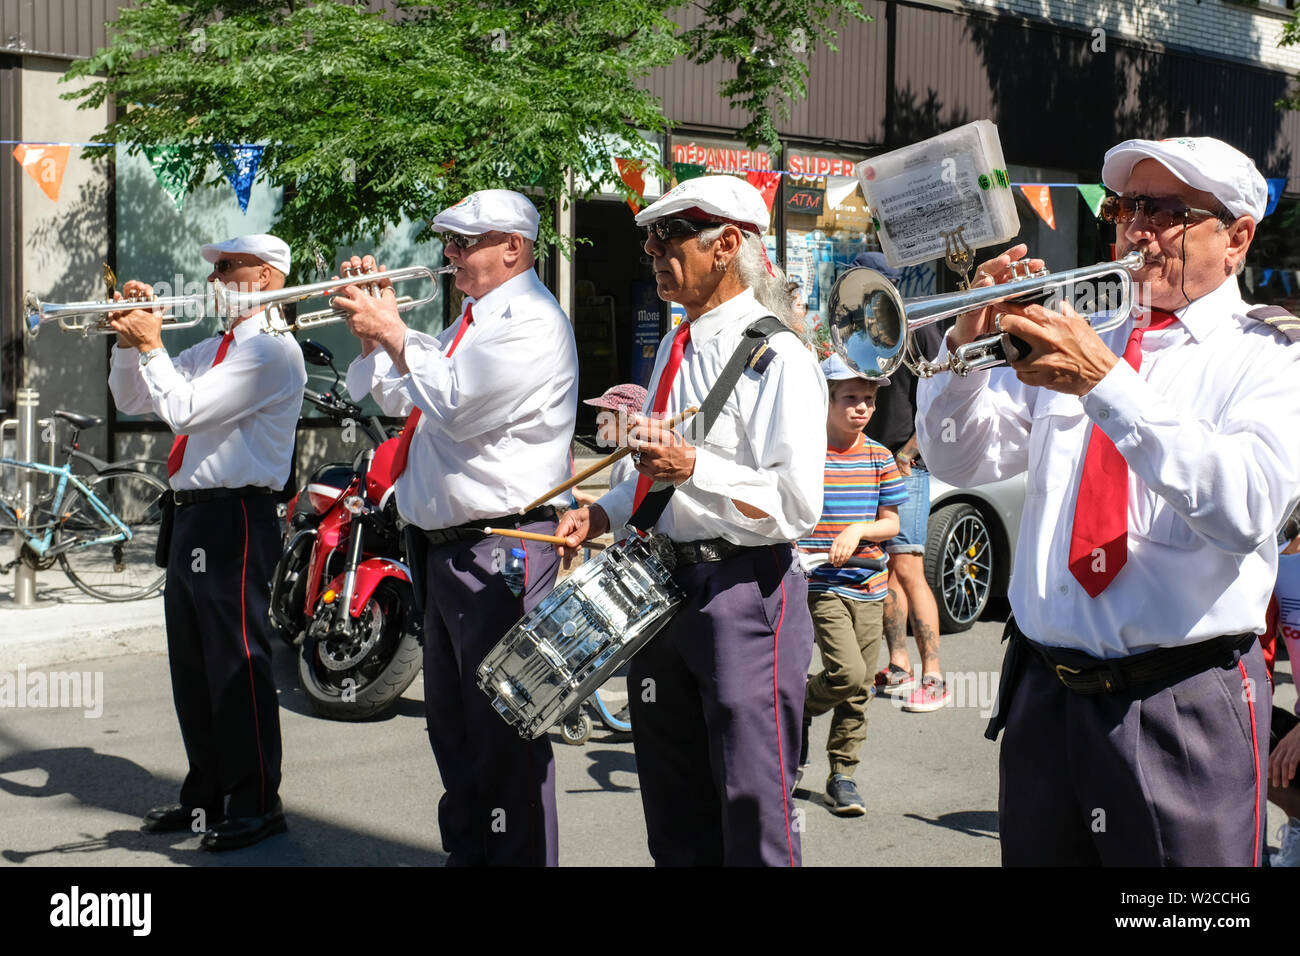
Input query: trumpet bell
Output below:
<box><xmin>826</xmin><ymin>269</ymin><xmax>908</xmax><ymax>380</ymax></box>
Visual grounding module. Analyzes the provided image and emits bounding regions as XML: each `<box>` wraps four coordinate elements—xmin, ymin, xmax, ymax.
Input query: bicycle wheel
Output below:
<box><xmin>56</xmin><ymin>469</ymin><xmax>167</xmax><ymax>601</ymax></box>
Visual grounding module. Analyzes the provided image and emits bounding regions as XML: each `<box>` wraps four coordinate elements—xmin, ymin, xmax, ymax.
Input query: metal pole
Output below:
<box><xmin>12</xmin><ymin>388</ymin><xmax>37</xmax><ymax>606</ymax></box>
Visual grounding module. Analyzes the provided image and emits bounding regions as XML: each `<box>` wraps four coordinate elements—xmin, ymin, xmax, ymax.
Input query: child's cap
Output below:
<box><xmin>582</xmin><ymin>383</ymin><xmax>648</xmax><ymax>415</ymax></box>
<box><xmin>822</xmin><ymin>352</ymin><xmax>888</xmax><ymax>385</ymax></box>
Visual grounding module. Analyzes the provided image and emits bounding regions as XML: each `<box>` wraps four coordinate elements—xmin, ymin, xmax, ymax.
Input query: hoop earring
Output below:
<box><xmin>714</xmin><ymin>259</ymin><xmax>727</xmax><ymax>272</ymax></box>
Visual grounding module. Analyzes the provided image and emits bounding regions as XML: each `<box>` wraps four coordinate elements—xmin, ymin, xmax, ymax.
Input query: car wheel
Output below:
<box><xmin>924</xmin><ymin>502</ymin><xmax>994</xmax><ymax>633</ymax></box>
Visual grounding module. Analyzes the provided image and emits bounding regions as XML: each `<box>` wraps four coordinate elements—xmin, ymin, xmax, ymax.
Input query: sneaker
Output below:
<box><xmin>873</xmin><ymin>663</ymin><xmax>916</xmax><ymax>698</ymax></box>
<box><xmin>825</xmin><ymin>774</ymin><xmax>866</xmax><ymax>816</ymax></box>
<box><xmin>1274</xmin><ymin>818</ymin><xmax>1300</xmax><ymax>867</ymax></box>
<box><xmin>902</xmin><ymin>674</ymin><xmax>951</xmax><ymax>713</ymax></box>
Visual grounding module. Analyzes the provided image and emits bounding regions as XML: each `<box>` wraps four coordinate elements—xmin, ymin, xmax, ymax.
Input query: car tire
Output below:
<box><xmin>924</xmin><ymin>502</ymin><xmax>995</xmax><ymax>633</ymax></box>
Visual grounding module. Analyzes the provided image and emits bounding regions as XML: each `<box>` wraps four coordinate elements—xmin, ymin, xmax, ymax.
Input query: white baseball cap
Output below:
<box><xmin>200</xmin><ymin>234</ymin><xmax>291</xmax><ymax>274</ymax></box>
<box><xmin>822</xmin><ymin>352</ymin><xmax>888</xmax><ymax>385</ymax></box>
<box><xmin>634</xmin><ymin>175</ymin><xmax>770</xmax><ymax>234</ymax></box>
<box><xmin>432</xmin><ymin>189</ymin><xmax>540</xmax><ymax>241</ymax></box>
<box><xmin>1101</xmin><ymin>137</ymin><xmax>1268</xmax><ymax>222</ymax></box>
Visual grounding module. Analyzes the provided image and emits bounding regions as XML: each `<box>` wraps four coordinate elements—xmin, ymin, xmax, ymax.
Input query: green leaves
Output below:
<box><xmin>65</xmin><ymin>0</ymin><xmax>867</xmax><ymax>256</ymax></box>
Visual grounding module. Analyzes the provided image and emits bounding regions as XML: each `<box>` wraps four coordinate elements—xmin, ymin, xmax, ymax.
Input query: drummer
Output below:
<box><xmin>556</xmin><ymin>175</ymin><xmax>828</xmax><ymax>866</ymax></box>
<box><xmin>335</xmin><ymin>189</ymin><xmax>579</xmax><ymax>866</ymax></box>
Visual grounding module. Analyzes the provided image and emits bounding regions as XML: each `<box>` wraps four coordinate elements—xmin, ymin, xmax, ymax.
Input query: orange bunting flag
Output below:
<box><xmin>1019</xmin><ymin>184</ymin><xmax>1056</xmax><ymax>230</ymax></box>
<box><xmin>13</xmin><ymin>143</ymin><xmax>71</xmax><ymax>202</ymax></box>
<box><xmin>615</xmin><ymin>157</ymin><xmax>647</xmax><ymax>212</ymax></box>
<box><xmin>746</xmin><ymin>169</ymin><xmax>782</xmax><ymax>213</ymax></box>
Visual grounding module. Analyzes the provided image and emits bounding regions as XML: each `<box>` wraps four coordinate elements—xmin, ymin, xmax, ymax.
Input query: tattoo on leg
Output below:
<box><xmin>914</xmin><ymin>619</ymin><xmax>940</xmax><ymax>673</ymax></box>
<box><xmin>883</xmin><ymin>588</ymin><xmax>908</xmax><ymax>656</ymax></box>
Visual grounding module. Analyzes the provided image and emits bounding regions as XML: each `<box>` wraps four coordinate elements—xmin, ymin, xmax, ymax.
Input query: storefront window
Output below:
<box><xmin>783</xmin><ymin>146</ymin><xmax>878</xmax><ymax>355</ymax></box>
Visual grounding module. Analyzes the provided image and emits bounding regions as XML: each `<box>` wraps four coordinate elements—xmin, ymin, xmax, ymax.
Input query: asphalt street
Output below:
<box><xmin>0</xmin><ymin>581</ymin><xmax>1292</xmax><ymax>867</ymax></box>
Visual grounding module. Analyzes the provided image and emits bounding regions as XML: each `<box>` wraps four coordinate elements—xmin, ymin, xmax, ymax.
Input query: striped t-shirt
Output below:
<box><xmin>797</xmin><ymin>433</ymin><xmax>908</xmax><ymax>601</ymax></box>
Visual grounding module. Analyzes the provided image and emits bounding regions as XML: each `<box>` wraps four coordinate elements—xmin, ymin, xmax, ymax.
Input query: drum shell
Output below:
<box><xmin>476</xmin><ymin>534</ymin><xmax>683</xmax><ymax>739</ymax></box>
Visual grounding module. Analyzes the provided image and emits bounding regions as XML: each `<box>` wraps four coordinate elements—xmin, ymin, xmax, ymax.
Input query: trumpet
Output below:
<box><xmin>24</xmin><ymin>287</ymin><xmax>212</xmax><ymax>339</ymax></box>
<box><xmin>241</xmin><ymin>264</ymin><xmax>455</xmax><ymax>335</ymax></box>
<box><xmin>826</xmin><ymin>251</ymin><xmax>1145</xmax><ymax>378</ymax></box>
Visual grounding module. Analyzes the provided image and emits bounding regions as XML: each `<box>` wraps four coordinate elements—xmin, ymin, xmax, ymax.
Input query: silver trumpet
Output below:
<box><xmin>826</xmin><ymin>250</ymin><xmax>1145</xmax><ymax>378</ymax></box>
<box><xmin>238</xmin><ymin>263</ymin><xmax>456</xmax><ymax>335</ymax></box>
<box><xmin>24</xmin><ymin>287</ymin><xmax>212</xmax><ymax>339</ymax></box>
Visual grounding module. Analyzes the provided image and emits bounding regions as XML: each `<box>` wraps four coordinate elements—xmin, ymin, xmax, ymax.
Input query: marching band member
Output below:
<box><xmin>338</xmin><ymin>189</ymin><xmax>578</xmax><ymax>866</ymax></box>
<box><xmin>108</xmin><ymin>234</ymin><xmax>305</xmax><ymax>850</ymax></box>
<box><xmin>917</xmin><ymin>137</ymin><xmax>1300</xmax><ymax>865</ymax></box>
<box><xmin>556</xmin><ymin>176</ymin><xmax>827</xmax><ymax>866</ymax></box>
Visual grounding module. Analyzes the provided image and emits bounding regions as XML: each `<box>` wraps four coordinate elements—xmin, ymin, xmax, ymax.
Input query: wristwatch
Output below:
<box><xmin>139</xmin><ymin>347</ymin><xmax>167</xmax><ymax>367</ymax></box>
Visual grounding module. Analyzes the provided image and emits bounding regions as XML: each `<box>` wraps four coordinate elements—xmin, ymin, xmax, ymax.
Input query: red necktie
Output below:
<box><xmin>390</xmin><ymin>304</ymin><xmax>474</xmax><ymax>479</ymax></box>
<box><xmin>632</xmin><ymin>320</ymin><xmax>692</xmax><ymax>512</ymax></box>
<box><xmin>167</xmin><ymin>330</ymin><xmax>234</xmax><ymax>478</ymax></box>
<box><xmin>1068</xmin><ymin>309</ymin><xmax>1179</xmax><ymax>597</ymax></box>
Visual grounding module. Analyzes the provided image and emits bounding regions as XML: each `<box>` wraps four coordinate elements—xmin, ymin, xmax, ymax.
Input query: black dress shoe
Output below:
<box><xmin>141</xmin><ymin>804</ymin><xmax>215</xmax><ymax>834</ymax></box>
<box><xmin>199</xmin><ymin>801</ymin><xmax>287</xmax><ymax>851</ymax></box>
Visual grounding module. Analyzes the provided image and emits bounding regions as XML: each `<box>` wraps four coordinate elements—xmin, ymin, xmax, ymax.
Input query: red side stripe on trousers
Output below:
<box><xmin>1238</xmin><ymin>659</ymin><xmax>1261</xmax><ymax>866</ymax></box>
<box><xmin>772</xmin><ymin>577</ymin><xmax>794</xmax><ymax>868</ymax></box>
<box><xmin>239</xmin><ymin>501</ymin><xmax>268</xmax><ymax>813</ymax></box>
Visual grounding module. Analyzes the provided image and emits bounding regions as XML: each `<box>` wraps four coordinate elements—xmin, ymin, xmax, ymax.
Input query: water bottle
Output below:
<box><xmin>501</xmin><ymin>547</ymin><xmax>527</xmax><ymax>597</ymax></box>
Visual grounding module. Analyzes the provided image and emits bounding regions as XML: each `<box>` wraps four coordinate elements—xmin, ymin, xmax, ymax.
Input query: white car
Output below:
<box><xmin>924</xmin><ymin>473</ymin><xmax>1026</xmax><ymax>633</ymax></box>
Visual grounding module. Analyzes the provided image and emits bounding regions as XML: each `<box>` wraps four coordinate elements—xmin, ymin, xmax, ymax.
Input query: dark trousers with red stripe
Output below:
<box><xmin>163</xmin><ymin>496</ymin><xmax>282</xmax><ymax>819</ymax></box>
<box><xmin>627</xmin><ymin>543</ymin><xmax>813</xmax><ymax>866</ymax></box>
<box><xmin>421</xmin><ymin>520</ymin><xmax>560</xmax><ymax>866</ymax></box>
<box><xmin>999</xmin><ymin>632</ymin><xmax>1270</xmax><ymax>866</ymax></box>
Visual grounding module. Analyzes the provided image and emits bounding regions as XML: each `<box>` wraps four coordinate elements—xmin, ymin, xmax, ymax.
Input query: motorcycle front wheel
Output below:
<box><xmin>298</xmin><ymin>578</ymin><xmax>422</xmax><ymax>721</ymax></box>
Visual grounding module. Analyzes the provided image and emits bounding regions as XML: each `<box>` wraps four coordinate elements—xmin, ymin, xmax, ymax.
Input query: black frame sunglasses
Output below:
<box><xmin>1099</xmin><ymin>194</ymin><xmax>1232</xmax><ymax>230</ymax></box>
<box><xmin>642</xmin><ymin>218</ymin><xmax>726</xmax><ymax>243</ymax></box>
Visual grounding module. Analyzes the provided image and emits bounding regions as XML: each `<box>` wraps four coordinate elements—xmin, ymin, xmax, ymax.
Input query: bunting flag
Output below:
<box><xmin>1019</xmin><ymin>184</ymin><xmax>1055</xmax><ymax>230</ymax></box>
<box><xmin>672</xmin><ymin>162</ymin><xmax>707</xmax><ymax>185</ymax></box>
<box><xmin>1077</xmin><ymin>183</ymin><xmax>1107</xmax><ymax>219</ymax></box>
<box><xmin>142</xmin><ymin>145</ymin><xmax>195</xmax><ymax>211</ymax></box>
<box><xmin>213</xmin><ymin>143</ymin><xmax>264</xmax><ymax>213</ymax></box>
<box><xmin>12</xmin><ymin>144</ymin><xmax>70</xmax><ymax>202</ymax></box>
<box><xmin>1266</xmin><ymin>178</ymin><xmax>1286</xmax><ymax>218</ymax></box>
<box><xmin>614</xmin><ymin>157</ymin><xmax>647</xmax><ymax>212</ymax></box>
<box><xmin>746</xmin><ymin>169</ymin><xmax>782</xmax><ymax>213</ymax></box>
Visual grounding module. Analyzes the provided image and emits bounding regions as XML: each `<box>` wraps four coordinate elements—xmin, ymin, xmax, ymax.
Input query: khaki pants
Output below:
<box><xmin>804</xmin><ymin>591</ymin><xmax>884</xmax><ymax>777</ymax></box>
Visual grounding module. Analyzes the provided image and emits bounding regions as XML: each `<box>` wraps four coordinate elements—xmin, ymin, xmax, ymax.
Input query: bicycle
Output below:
<box><xmin>0</xmin><ymin>409</ymin><xmax>167</xmax><ymax>601</ymax></box>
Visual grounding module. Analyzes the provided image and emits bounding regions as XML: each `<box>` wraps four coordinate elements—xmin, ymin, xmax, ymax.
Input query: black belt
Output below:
<box><xmin>1018</xmin><ymin>620</ymin><xmax>1257</xmax><ymax>695</ymax></box>
<box><xmin>421</xmin><ymin>505</ymin><xmax>557</xmax><ymax>548</ymax></box>
<box><xmin>672</xmin><ymin>537</ymin><xmax>762</xmax><ymax>567</ymax></box>
<box><xmin>173</xmin><ymin>485</ymin><xmax>275</xmax><ymax>506</ymax></box>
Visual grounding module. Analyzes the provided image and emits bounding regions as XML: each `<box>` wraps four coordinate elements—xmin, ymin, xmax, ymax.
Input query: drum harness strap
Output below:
<box><xmin>628</xmin><ymin>314</ymin><xmax>792</xmax><ymax>544</ymax></box>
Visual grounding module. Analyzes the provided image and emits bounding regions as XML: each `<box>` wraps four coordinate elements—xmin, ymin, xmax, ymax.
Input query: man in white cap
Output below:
<box><xmin>556</xmin><ymin>175</ymin><xmax>827</xmax><ymax>866</ymax></box>
<box><xmin>915</xmin><ymin>136</ymin><xmax>1300</xmax><ymax>865</ymax></box>
<box><xmin>107</xmin><ymin>233</ymin><xmax>305</xmax><ymax>850</ymax></box>
<box><xmin>335</xmin><ymin>189</ymin><xmax>577</xmax><ymax>866</ymax></box>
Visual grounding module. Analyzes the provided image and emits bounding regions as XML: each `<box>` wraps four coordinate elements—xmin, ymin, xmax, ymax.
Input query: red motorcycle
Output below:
<box><xmin>270</xmin><ymin>341</ymin><xmax>423</xmax><ymax>720</ymax></box>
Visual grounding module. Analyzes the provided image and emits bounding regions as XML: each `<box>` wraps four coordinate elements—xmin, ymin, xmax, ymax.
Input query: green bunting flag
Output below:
<box><xmin>1077</xmin><ymin>183</ymin><xmax>1107</xmax><ymax>219</ymax></box>
<box><xmin>672</xmin><ymin>162</ymin><xmax>707</xmax><ymax>185</ymax></box>
<box><xmin>143</xmin><ymin>145</ymin><xmax>195</xmax><ymax>211</ymax></box>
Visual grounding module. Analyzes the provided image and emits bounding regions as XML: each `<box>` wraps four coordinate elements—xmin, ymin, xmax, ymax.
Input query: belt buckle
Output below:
<box><xmin>173</xmin><ymin>491</ymin><xmax>184</xmax><ymax>507</ymax></box>
<box><xmin>1054</xmin><ymin>663</ymin><xmax>1082</xmax><ymax>686</ymax></box>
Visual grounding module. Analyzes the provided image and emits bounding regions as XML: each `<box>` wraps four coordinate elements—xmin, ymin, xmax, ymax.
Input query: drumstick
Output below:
<box><xmin>520</xmin><ymin>405</ymin><xmax>700</xmax><ymax>513</ymax></box>
<box><xmin>484</xmin><ymin>527</ymin><xmax>606</xmax><ymax>550</ymax></box>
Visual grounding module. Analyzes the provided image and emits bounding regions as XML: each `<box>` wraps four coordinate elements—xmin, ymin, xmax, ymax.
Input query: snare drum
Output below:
<box><xmin>477</xmin><ymin>529</ymin><xmax>683</xmax><ymax>739</ymax></box>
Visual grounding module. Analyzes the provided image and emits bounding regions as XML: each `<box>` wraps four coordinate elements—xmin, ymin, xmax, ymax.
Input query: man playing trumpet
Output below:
<box><xmin>917</xmin><ymin>137</ymin><xmax>1300</xmax><ymax>865</ymax></box>
<box><xmin>107</xmin><ymin>233</ymin><xmax>305</xmax><ymax>850</ymax></box>
<box><xmin>337</xmin><ymin>189</ymin><xmax>578</xmax><ymax>867</ymax></box>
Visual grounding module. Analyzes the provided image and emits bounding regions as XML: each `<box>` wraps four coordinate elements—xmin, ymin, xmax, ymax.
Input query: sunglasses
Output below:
<box><xmin>213</xmin><ymin>258</ymin><xmax>256</xmax><ymax>274</ymax></box>
<box><xmin>441</xmin><ymin>232</ymin><xmax>498</xmax><ymax>250</ymax></box>
<box><xmin>1099</xmin><ymin>195</ymin><xmax>1230</xmax><ymax>230</ymax></box>
<box><xmin>642</xmin><ymin>218</ymin><xmax>725</xmax><ymax>243</ymax></box>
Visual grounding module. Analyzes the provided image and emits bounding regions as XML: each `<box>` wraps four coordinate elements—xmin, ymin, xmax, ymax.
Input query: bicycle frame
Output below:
<box><xmin>0</xmin><ymin>457</ymin><xmax>133</xmax><ymax>559</ymax></box>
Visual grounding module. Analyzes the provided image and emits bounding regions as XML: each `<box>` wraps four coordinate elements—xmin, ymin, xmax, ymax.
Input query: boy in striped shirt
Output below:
<box><xmin>796</xmin><ymin>354</ymin><xmax>907</xmax><ymax>816</ymax></box>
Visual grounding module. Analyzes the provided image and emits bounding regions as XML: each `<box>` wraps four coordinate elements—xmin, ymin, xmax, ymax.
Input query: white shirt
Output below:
<box><xmin>596</xmin><ymin>288</ymin><xmax>828</xmax><ymax>546</ymax></box>
<box><xmin>916</xmin><ymin>277</ymin><xmax>1300</xmax><ymax>657</ymax></box>
<box><xmin>347</xmin><ymin>268</ymin><xmax>578</xmax><ymax>530</ymax></box>
<box><xmin>108</xmin><ymin>309</ymin><xmax>306</xmax><ymax>491</ymax></box>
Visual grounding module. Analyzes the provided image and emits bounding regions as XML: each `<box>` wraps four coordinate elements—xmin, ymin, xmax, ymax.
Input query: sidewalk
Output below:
<box><xmin>0</xmin><ymin>563</ymin><xmax>165</xmax><ymax>671</ymax></box>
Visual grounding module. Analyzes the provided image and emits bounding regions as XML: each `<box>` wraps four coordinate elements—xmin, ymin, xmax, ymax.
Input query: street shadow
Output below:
<box><xmin>0</xmin><ymin>733</ymin><xmax>445</xmax><ymax>866</ymax></box>
<box><xmin>564</xmin><ymin>745</ymin><xmax>639</xmax><ymax>794</ymax></box>
<box><xmin>903</xmin><ymin>809</ymin><xmax>999</xmax><ymax>840</ymax></box>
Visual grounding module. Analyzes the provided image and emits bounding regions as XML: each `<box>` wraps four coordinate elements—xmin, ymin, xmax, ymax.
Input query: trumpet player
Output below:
<box><xmin>917</xmin><ymin>137</ymin><xmax>1300</xmax><ymax>865</ymax></box>
<box><xmin>337</xmin><ymin>190</ymin><xmax>578</xmax><ymax>867</ymax></box>
<box><xmin>107</xmin><ymin>233</ymin><xmax>305</xmax><ymax>851</ymax></box>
